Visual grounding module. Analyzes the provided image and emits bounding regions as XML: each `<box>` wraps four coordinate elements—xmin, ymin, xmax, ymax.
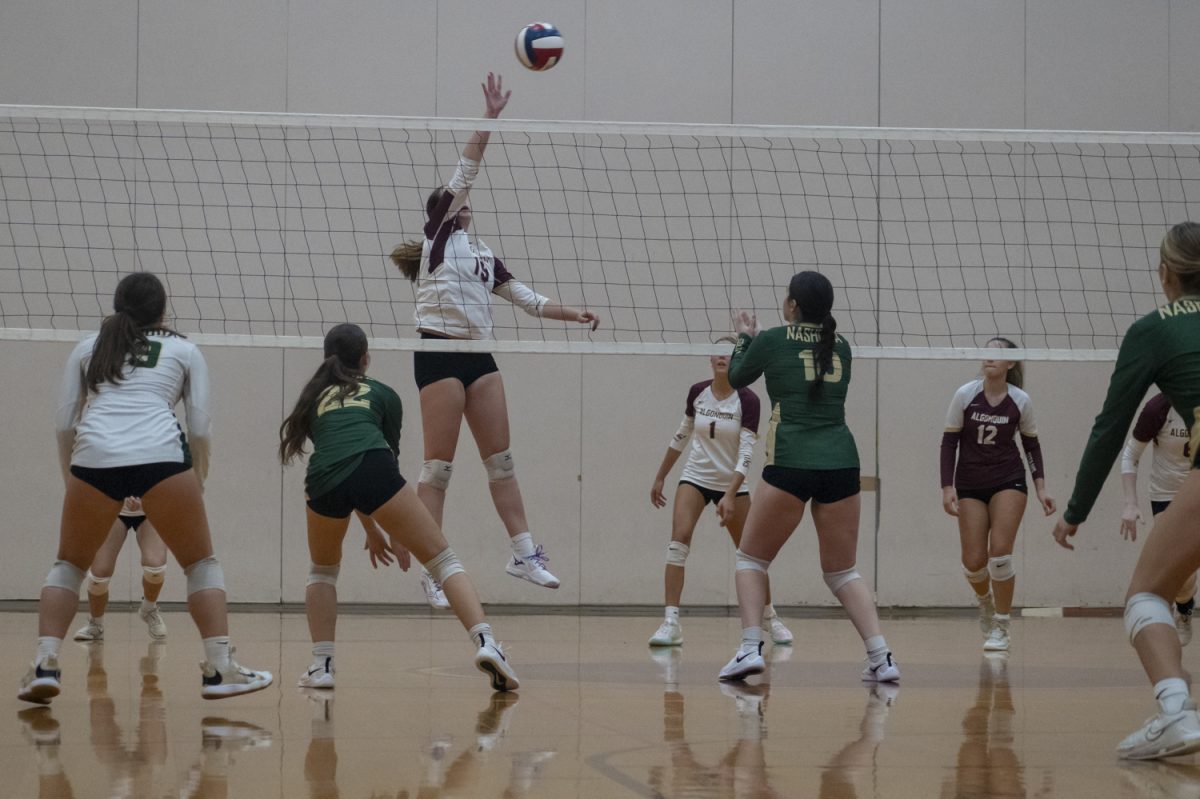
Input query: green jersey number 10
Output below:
<box><xmin>799</xmin><ymin>351</ymin><xmax>844</xmax><ymax>384</ymax></box>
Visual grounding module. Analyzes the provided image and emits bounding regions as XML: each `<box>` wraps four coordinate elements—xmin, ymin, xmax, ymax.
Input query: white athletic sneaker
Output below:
<box><xmin>140</xmin><ymin>606</ymin><xmax>167</xmax><ymax>640</ymax></box>
<box><xmin>421</xmin><ymin>569</ymin><xmax>451</xmax><ymax>610</ymax></box>
<box><xmin>862</xmin><ymin>652</ymin><xmax>901</xmax><ymax>683</ymax></box>
<box><xmin>976</xmin><ymin>593</ymin><xmax>995</xmax><ymax>633</ymax></box>
<box><xmin>984</xmin><ymin>617</ymin><xmax>1011</xmax><ymax>652</ymax></box>
<box><xmin>505</xmin><ymin>545</ymin><xmax>560</xmax><ymax>589</ymax></box>
<box><xmin>1178</xmin><ymin>608</ymin><xmax>1194</xmax><ymax>647</ymax></box>
<box><xmin>1117</xmin><ymin>705</ymin><xmax>1200</xmax><ymax>760</ymax></box>
<box><xmin>200</xmin><ymin>650</ymin><xmax>273</xmax><ymax>699</ymax></box>
<box><xmin>18</xmin><ymin>656</ymin><xmax>62</xmax><ymax>705</ymax></box>
<box><xmin>298</xmin><ymin>656</ymin><xmax>335</xmax><ymax>689</ymax></box>
<box><xmin>764</xmin><ymin>615</ymin><xmax>794</xmax><ymax>645</ymax></box>
<box><xmin>648</xmin><ymin>619</ymin><xmax>683</xmax><ymax>647</ymax></box>
<box><xmin>718</xmin><ymin>644</ymin><xmax>765</xmax><ymax>682</ymax></box>
<box><xmin>73</xmin><ymin>617</ymin><xmax>104</xmax><ymax>642</ymax></box>
<box><xmin>474</xmin><ymin>641</ymin><xmax>520</xmax><ymax>692</ymax></box>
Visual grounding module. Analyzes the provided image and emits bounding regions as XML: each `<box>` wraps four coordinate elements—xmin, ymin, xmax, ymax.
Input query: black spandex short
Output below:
<box><xmin>413</xmin><ymin>332</ymin><xmax>499</xmax><ymax>390</ymax></box>
<box><xmin>956</xmin><ymin>479</ymin><xmax>1028</xmax><ymax>504</ymax></box>
<box><xmin>119</xmin><ymin>514</ymin><xmax>146</xmax><ymax>532</ymax></box>
<box><xmin>1152</xmin><ymin>500</ymin><xmax>1172</xmax><ymax>516</ymax></box>
<box><xmin>306</xmin><ymin>449</ymin><xmax>407</xmax><ymax>519</ymax></box>
<box><xmin>761</xmin><ymin>465</ymin><xmax>860</xmax><ymax>504</ymax></box>
<box><xmin>70</xmin><ymin>462</ymin><xmax>191</xmax><ymax>503</ymax></box>
<box><xmin>678</xmin><ymin>480</ymin><xmax>750</xmax><ymax>506</ymax></box>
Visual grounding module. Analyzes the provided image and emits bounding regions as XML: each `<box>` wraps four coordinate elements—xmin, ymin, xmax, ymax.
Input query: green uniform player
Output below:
<box><xmin>304</xmin><ymin>376</ymin><xmax>403</xmax><ymax>501</ymax></box>
<box><xmin>728</xmin><ymin>324</ymin><xmax>859</xmax><ymax>470</ymax></box>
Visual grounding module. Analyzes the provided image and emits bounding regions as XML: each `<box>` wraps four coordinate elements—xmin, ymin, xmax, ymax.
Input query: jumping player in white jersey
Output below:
<box><xmin>647</xmin><ymin>345</ymin><xmax>793</xmax><ymax>647</ymax></box>
<box><xmin>390</xmin><ymin>74</ymin><xmax>600</xmax><ymax>597</ymax></box>
<box><xmin>1120</xmin><ymin>393</ymin><xmax>1196</xmax><ymax>644</ymax></box>
<box><xmin>72</xmin><ymin>496</ymin><xmax>169</xmax><ymax>642</ymax></box>
<box><xmin>20</xmin><ymin>272</ymin><xmax>272</xmax><ymax>705</ymax></box>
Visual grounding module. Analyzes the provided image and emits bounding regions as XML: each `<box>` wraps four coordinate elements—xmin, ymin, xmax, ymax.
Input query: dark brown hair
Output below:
<box><xmin>278</xmin><ymin>323</ymin><xmax>369</xmax><ymax>464</ymax></box>
<box><xmin>788</xmin><ymin>271</ymin><xmax>837</xmax><ymax>396</ymax></box>
<box><xmin>85</xmin><ymin>272</ymin><xmax>177</xmax><ymax>393</ymax></box>
<box><xmin>987</xmin><ymin>336</ymin><xmax>1024</xmax><ymax>389</ymax></box>
<box><xmin>390</xmin><ymin>188</ymin><xmax>452</xmax><ymax>282</ymax></box>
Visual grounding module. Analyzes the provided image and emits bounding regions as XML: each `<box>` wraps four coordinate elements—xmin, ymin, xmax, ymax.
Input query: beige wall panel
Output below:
<box><xmin>1168</xmin><ymin>0</ymin><xmax>1200</xmax><ymax>132</ymax></box>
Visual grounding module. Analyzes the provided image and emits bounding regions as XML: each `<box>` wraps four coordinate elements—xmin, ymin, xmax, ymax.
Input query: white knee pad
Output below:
<box><xmin>988</xmin><ymin>555</ymin><xmax>1015</xmax><ymax>582</ymax></box>
<box><xmin>666</xmin><ymin>542</ymin><xmax>690</xmax><ymax>567</ymax></box>
<box><xmin>425</xmin><ymin>548</ymin><xmax>465</xmax><ymax>585</ymax></box>
<box><xmin>307</xmin><ymin>563</ymin><xmax>340</xmax><ymax>587</ymax></box>
<box><xmin>482</xmin><ymin>449</ymin><xmax>515</xmax><ymax>482</ymax></box>
<box><xmin>85</xmin><ymin>569</ymin><xmax>110</xmax><ymax>596</ymax></box>
<box><xmin>823</xmin><ymin>567</ymin><xmax>862</xmax><ymax>595</ymax></box>
<box><xmin>184</xmin><ymin>557</ymin><xmax>225</xmax><ymax>596</ymax></box>
<box><xmin>963</xmin><ymin>565</ymin><xmax>989</xmax><ymax>585</ymax></box>
<box><xmin>1125</xmin><ymin>592</ymin><xmax>1175</xmax><ymax>644</ymax></box>
<box><xmin>419</xmin><ymin>459</ymin><xmax>453</xmax><ymax>491</ymax></box>
<box><xmin>141</xmin><ymin>565</ymin><xmax>166</xmax><ymax>585</ymax></box>
<box><xmin>735</xmin><ymin>549</ymin><xmax>770</xmax><ymax>573</ymax></box>
<box><xmin>44</xmin><ymin>560</ymin><xmax>86</xmax><ymax>594</ymax></box>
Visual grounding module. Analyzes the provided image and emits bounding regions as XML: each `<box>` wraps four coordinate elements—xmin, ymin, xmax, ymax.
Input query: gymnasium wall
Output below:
<box><xmin>0</xmin><ymin>1</ymin><xmax>1193</xmax><ymax>607</ymax></box>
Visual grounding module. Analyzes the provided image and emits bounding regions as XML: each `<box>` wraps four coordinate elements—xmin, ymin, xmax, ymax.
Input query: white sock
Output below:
<box><xmin>762</xmin><ymin>604</ymin><xmax>777</xmax><ymax>621</ymax></box>
<box><xmin>140</xmin><ymin>599</ymin><xmax>156</xmax><ymax>615</ymax></box>
<box><xmin>203</xmin><ymin>636</ymin><xmax>232</xmax><ymax>670</ymax></box>
<box><xmin>313</xmin><ymin>641</ymin><xmax>335</xmax><ymax>659</ymax></box>
<box><xmin>510</xmin><ymin>532</ymin><xmax>535</xmax><ymax>559</ymax></box>
<box><xmin>36</xmin><ymin>636</ymin><xmax>62</xmax><ymax>663</ymax></box>
<box><xmin>1156</xmin><ymin>677</ymin><xmax>1191</xmax><ymax>715</ymax></box>
<box><xmin>993</xmin><ymin>613</ymin><xmax>1012</xmax><ymax>624</ymax></box>
<box><xmin>665</xmin><ymin>606</ymin><xmax>680</xmax><ymax>622</ymax></box>
<box><xmin>469</xmin><ymin>622</ymin><xmax>494</xmax><ymax>649</ymax></box>
<box><xmin>740</xmin><ymin>626</ymin><xmax>763</xmax><ymax>654</ymax></box>
<box><xmin>865</xmin><ymin>634</ymin><xmax>889</xmax><ymax>665</ymax></box>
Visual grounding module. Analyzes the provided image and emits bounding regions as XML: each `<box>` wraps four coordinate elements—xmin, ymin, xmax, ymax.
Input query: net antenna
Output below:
<box><xmin>3</xmin><ymin>105</ymin><xmax>1199</xmax><ymax>360</ymax></box>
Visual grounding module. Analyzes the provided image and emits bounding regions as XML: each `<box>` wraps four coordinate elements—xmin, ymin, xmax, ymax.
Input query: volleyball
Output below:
<box><xmin>515</xmin><ymin>22</ymin><xmax>563</xmax><ymax>71</ymax></box>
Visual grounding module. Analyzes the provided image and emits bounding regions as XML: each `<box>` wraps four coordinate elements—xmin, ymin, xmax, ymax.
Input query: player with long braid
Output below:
<box><xmin>390</xmin><ymin>74</ymin><xmax>599</xmax><ymax>595</ymax></box>
<box><xmin>940</xmin><ymin>338</ymin><xmax>1056</xmax><ymax>651</ymax></box>
<box><xmin>718</xmin><ymin>271</ymin><xmax>898</xmax><ymax>683</ymax></box>
<box><xmin>1053</xmin><ymin>221</ymin><xmax>1200</xmax><ymax>759</ymax></box>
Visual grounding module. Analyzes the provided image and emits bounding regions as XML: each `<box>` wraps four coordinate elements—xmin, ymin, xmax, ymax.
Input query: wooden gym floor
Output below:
<box><xmin>1</xmin><ymin>609</ymin><xmax>1198</xmax><ymax>798</ymax></box>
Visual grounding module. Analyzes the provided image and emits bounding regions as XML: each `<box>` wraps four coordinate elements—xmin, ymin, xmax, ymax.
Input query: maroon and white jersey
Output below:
<box><xmin>940</xmin><ymin>379</ymin><xmax>1044</xmax><ymax>490</ymax></box>
<box><xmin>414</xmin><ymin>158</ymin><xmax>548</xmax><ymax>339</ymax></box>
<box><xmin>1121</xmin><ymin>393</ymin><xmax>1191</xmax><ymax>502</ymax></box>
<box><xmin>668</xmin><ymin>380</ymin><xmax>760</xmax><ymax>492</ymax></box>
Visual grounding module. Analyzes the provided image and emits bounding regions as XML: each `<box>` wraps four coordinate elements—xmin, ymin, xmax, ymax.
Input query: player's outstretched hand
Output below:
<box><xmin>482</xmin><ymin>72</ymin><xmax>511</xmax><ymax>119</ymax></box>
<box><xmin>576</xmin><ymin>309</ymin><xmax>601</xmax><ymax>331</ymax></box>
<box><xmin>941</xmin><ymin>486</ymin><xmax>959</xmax><ymax>517</ymax></box>
<box><xmin>1052</xmin><ymin>517</ymin><xmax>1078</xmax><ymax>551</ymax></box>
<box><xmin>733</xmin><ymin>310</ymin><xmax>759</xmax><ymax>337</ymax></box>
<box><xmin>1120</xmin><ymin>503</ymin><xmax>1141</xmax><ymax>541</ymax></box>
<box><xmin>392</xmin><ymin>542</ymin><xmax>412</xmax><ymax>572</ymax></box>
<box><xmin>651</xmin><ymin>479</ymin><xmax>667</xmax><ymax>508</ymax></box>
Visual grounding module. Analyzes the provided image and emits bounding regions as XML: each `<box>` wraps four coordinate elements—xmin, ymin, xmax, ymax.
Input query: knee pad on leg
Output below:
<box><xmin>1125</xmin><ymin>592</ymin><xmax>1175</xmax><ymax>644</ymax></box>
<box><xmin>86</xmin><ymin>570</ymin><xmax>111</xmax><ymax>596</ymax></box>
<box><xmin>988</xmin><ymin>555</ymin><xmax>1014</xmax><ymax>582</ymax></box>
<box><xmin>735</xmin><ymin>549</ymin><xmax>770</xmax><ymax>574</ymax></box>
<box><xmin>307</xmin><ymin>563</ymin><xmax>340</xmax><ymax>587</ymax></box>
<box><xmin>425</xmin><ymin>548</ymin><xmax>465</xmax><ymax>585</ymax></box>
<box><xmin>44</xmin><ymin>560</ymin><xmax>86</xmax><ymax>594</ymax></box>
<box><xmin>823</xmin><ymin>567</ymin><xmax>862</xmax><ymax>595</ymax></box>
<box><xmin>482</xmin><ymin>449</ymin><xmax>515</xmax><ymax>482</ymax></box>
<box><xmin>184</xmin><ymin>557</ymin><xmax>225</xmax><ymax>596</ymax></box>
<box><xmin>419</xmin><ymin>459</ymin><xmax>453</xmax><ymax>491</ymax></box>
<box><xmin>963</xmin><ymin>564</ymin><xmax>989</xmax><ymax>585</ymax></box>
<box><xmin>141</xmin><ymin>565</ymin><xmax>166</xmax><ymax>585</ymax></box>
<box><xmin>666</xmin><ymin>542</ymin><xmax>690</xmax><ymax>567</ymax></box>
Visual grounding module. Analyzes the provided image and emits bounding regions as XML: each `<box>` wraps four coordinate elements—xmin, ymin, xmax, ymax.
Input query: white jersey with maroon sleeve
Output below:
<box><xmin>1121</xmin><ymin>393</ymin><xmax>1191</xmax><ymax>502</ymax></box>
<box><xmin>56</xmin><ymin>331</ymin><xmax>210</xmax><ymax>468</ymax></box>
<box><xmin>669</xmin><ymin>380</ymin><xmax>761</xmax><ymax>492</ymax></box>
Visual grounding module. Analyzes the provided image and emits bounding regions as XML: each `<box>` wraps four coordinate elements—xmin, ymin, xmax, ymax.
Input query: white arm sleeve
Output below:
<box><xmin>492</xmin><ymin>279</ymin><xmax>549</xmax><ymax>317</ymax></box>
<box><xmin>736</xmin><ymin>428</ymin><xmax>757</xmax><ymax>477</ymax></box>
<box><xmin>54</xmin><ymin>340</ymin><xmax>89</xmax><ymax>480</ymax></box>
<box><xmin>1121</xmin><ymin>437</ymin><xmax>1149</xmax><ymax>475</ymax></box>
<box><xmin>944</xmin><ymin>384</ymin><xmax>969</xmax><ymax>432</ymax></box>
<box><xmin>183</xmin><ymin>345</ymin><xmax>212</xmax><ymax>484</ymax></box>
<box><xmin>668</xmin><ymin>416</ymin><xmax>694</xmax><ymax>452</ymax></box>
<box><xmin>443</xmin><ymin>157</ymin><xmax>480</xmax><ymax>222</ymax></box>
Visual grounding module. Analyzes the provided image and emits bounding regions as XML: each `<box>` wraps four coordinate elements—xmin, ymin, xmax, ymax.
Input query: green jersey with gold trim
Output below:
<box><xmin>727</xmin><ymin>324</ymin><xmax>859</xmax><ymax>470</ymax></box>
<box><xmin>305</xmin><ymin>376</ymin><xmax>403</xmax><ymax>500</ymax></box>
<box><xmin>1065</xmin><ymin>295</ymin><xmax>1200</xmax><ymax>524</ymax></box>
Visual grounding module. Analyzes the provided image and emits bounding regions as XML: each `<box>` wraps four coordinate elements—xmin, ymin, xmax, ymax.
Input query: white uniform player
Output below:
<box><xmin>1120</xmin><ymin>393</ymin><xmax>1196</xmax><ymax>644</ymax></box>
<box><xmin>671</xmin><ymin>382</ymin><xmax>758</xmax><ymax>495</ymax></box>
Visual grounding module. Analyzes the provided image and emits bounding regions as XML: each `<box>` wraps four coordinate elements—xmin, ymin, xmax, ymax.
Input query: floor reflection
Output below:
<box><xmin>941</xmin><ymin>654</ymin><xmax>1023</xmax><ymax>799</ymax></box>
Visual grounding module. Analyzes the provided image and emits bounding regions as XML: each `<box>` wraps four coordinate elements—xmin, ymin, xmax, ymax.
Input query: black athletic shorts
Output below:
<box><xmin>413</xmin><ymin>332</ymin><xmax>499</xmax><ymax>390</ymax></box>
<box><xmin>307</xmin><ymin>448</ymin><xmax>407</xmax><ymax>519</ymax></box>
<box><xmin>1152</xmin><ymin>500</ymin><xmax>1172</xmax><ymax>516</ymax></box>
<box><xmin>678</xmin><ymin>480</ymin><xmax>749</xmax><ymax>506</ymax></box>
<box><xmin>119</xmin><ymin>514</ymin><xmax>147</xmax><ymax>532</ymax></box>
<box><xmin>956</xmin><ymin>479</ymin><xmax>1028</xmax><ymax>505</ymax></box>
<box><xmin>70</xmin><ymin>462</ymin><xmax>191</xmax><ymax>503</ymax></box>
<box><xmin>762</xmin><ymin>465</ymin><xmax>860</xmax><ymax>504</ymax></box>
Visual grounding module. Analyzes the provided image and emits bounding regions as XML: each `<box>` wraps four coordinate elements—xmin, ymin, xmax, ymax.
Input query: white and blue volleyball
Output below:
<box><xmin>515</xmin><ymin>22</ymin><xmax>564</xmax><ymax>72</ymax></box>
